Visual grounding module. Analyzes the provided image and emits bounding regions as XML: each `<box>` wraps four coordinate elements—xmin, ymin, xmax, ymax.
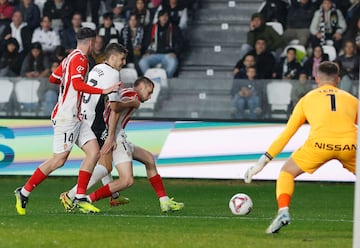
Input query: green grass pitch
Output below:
<box><xmin>0</xmin><ymin>176</ymin><xmax>354</xmax><ymax>248</ymax></box>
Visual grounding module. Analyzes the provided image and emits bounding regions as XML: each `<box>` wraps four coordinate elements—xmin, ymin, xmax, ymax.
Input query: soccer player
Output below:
<box><xmin>244</xmin><ymin>61</ymin><xmax>358</xmax><ymax>233</ymax></box>
<box><xmin>59</xmin><ymin>43</ymin><xmax>133</xmax><ymax>209</ymax></box>
<box><xmin>14</xmin><ymin>28</ymin><xmax>120</xmax><ymax>215</ymax></box>
<box><xmin>87</xmin><ymin>77</ymin><xmax>184</xmax><ymax>213</ymax></box>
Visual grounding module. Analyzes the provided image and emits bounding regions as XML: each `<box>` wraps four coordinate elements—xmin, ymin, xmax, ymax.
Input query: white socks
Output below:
<box><xmin>159</xmin><ymin>196</ymin><xmax>170</xmax><ymax>202</ymax></box>
<box><xmin>101</xmin><ymin>173</ymin><xmax>119</xmax><ymax>198</ymax></box>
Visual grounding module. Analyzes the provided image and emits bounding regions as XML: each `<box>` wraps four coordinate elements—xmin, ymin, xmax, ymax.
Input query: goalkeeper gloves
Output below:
<box><xmin>244</xmin><ymin>154</ymin><xmax>271</xmax><ymax>183</ymax></box>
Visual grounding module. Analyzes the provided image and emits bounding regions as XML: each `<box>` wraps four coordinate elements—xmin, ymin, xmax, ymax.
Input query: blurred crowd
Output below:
<box><xmin>1</xmin><ymin>0</ymin><xmax>359</xmax><ymax>119</ymax></box>
<box><xmin>231</xmin><ymin>0</ymin><xmax>360</xmax><ymax>119</ymax></box>
<box><xmin>0</xmin><ymin>0</ymin><xmax>197</xmax><ymax>115</ymax></box>
<box><xmin>0</xmin><ymin>0</ymin><xmax>197</xmax><ymax>79</ymax></box>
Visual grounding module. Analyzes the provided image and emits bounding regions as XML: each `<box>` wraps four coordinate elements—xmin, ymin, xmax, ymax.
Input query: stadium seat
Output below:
<box><xmin>266</xmin><ymin>81</ymin><xmax>292</xmax><ymax>119</ymax></box>
<box><xmin>34</xmin><ymin>0</ymin><xmax>46</xmax><ymax>11</ymax></box>
<box><xmin>120</xmin><ymin>68</ymin><xmax>138</xmax><ymax>86</ymax></box>
<box><xmin>266</xmin><ymin>21</ymin><xmax>283</xmax><ymax>35</ymax></box>
<box><xmin>14</xmin><ymin>79</ymin><xmax>41</xmax><ymax>116</ymax></box>
<box><xmin>322</xmin><ymin>45</ymin><xmax>337</xmax><ymax>61</ymax></box>
<box><xmin>81</xmin><ymin>21</ymin><xmax>97</xmax><ymax>30</ymax></box>
<box><xmin>144</xmin><ymin>68</ymin><xmax>168</xmax><ymax>88</ymax></box>
<box><xmin>0</xmin><ymin>78</ymin><xmax>15</xmax><ymax>115</ymax></box>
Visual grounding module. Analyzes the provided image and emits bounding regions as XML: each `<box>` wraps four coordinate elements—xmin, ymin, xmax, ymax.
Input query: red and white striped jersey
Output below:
<box><xmin>105</xmin><ymin>88</ymin><xmax>140</xmax><ymax>134</ymax></box>
<box><xmin>50</xmin><ymin>49</ymin><xmax>103</xmax><ymax>121</ymax></box>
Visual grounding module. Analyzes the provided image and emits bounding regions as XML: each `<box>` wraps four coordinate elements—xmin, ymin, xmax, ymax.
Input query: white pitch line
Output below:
<box><xmin>89</xmin><ymin>213</ymin><xmax>354</xmax><ymax>223</ymax></box>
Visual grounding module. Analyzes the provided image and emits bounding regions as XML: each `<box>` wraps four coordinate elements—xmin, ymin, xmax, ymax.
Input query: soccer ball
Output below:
<box><xmin>229</xmin><ymin>193</ymin><xmax>253</xmax><ymax>215</ymax></box>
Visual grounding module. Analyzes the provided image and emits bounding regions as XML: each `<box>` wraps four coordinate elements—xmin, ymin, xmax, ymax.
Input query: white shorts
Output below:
<box><xmin>112</xmin><ymin>130</ymin><xmax>134</xmax><ymax>165</ymax></box>
<box><xmin>52</xmin><ymin>119</ymin><xmax>96</xmax><ymax>153</ymax></box>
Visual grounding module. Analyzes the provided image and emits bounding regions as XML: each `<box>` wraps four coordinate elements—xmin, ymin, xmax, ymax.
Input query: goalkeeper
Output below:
<box><xmin>244</xmin><ymin>61</ymin><xmax>358</xmax><ymax>234</ymax></box>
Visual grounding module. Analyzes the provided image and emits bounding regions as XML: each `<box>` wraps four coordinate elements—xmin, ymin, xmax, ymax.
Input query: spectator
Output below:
<box><xmin>332</xmin><ymin>0</ymin><xmax>351</xmax><ymax>18</ymax></box>
<box><xmin>243</xmin><ymin>38</ymin><xmax>276</xmax><ymax>79</ymax></box>
<box><xmin>232</xmin><ymin>66</ymin><xmax>262</xmax><ymax>119</ymax></box>
<box><xmin>88</xmin><ymin>35</ymin><xmax>105</xmax><ymax>69</ymax></box>
<box><xmin>130</xmin><ymin>0</ymin><xmax>151</xmax><ymax>29</ymax></box>
<box><xmin>302</xmin><ymin>45</ymin><xmax>329</xmax><ymax>79</ymax></box>
<box><xmin>123</xmin><ymin>0</ymin><xmax>136</xmax><ymax>18</ymax></box>
<box><xmin>283</xmin><ymin>0</ymin><xmax>316</xmax><ymax>47</ymax></box>
<box><xmin>333</xmin><ymin>60</ymin><xmax>352</xmax><ymax>94</ymax></box>
<box><xmin>61</xmin><ymin>12</ymin><xmax>82</xmax><ymax>52</ymax></box>
<box><xmin>337</xmin><ymin>40</ymin><xmax>359</xmax><ymax>79</ymax></box>
<box><xmin>233</xmin><ymin>53</ymin><xmax>256</xmax><ymax>79</ymax></box>
<box><xmin>336</xmin><ymin>40</ymin><xmax>359</xmax><ymax>93</ymax></box>
<box><xmin>147</xmin><ymin>0</ymin><xmax>162</xmax><ymax>16</ymax></box>
<box><xmin>20</xmin><ymin>42</ymin><xmax>50</xmax><ymax>78</ymax></box>
<box><xmin>119</xmin><ymin>12</ymin><xmax>144</xmax><ymax>73</ymax></box>
<box><xmin>273</xmin><ymin>47</ymin><xmax>302</xmax><ymax>79</ymax></box>
<box><xmin>2</xmin><ymin>10</ymin><xmax>32</xmax><ymax>60</ymax></box>
<box><xmin>259</xmin><ymin>0</ymin><xmax>289</xmax><ymax>29</ymax></box>
<box><xmin>139</xmin><ymin>9</ymin><xmax>184</xmax><ymax>78</ymax></box>
<box><xmin>97</xmin><ymin>12</ymin><xmax>120</xmax><ymax>48</ymax></box>
<box><xmin>37</xmin><ymin>60</ymin><xmax>59</xmax><ymax>116</ymax></box>
<box><xmin>51</xmin><ymin>44</ymin><xmax>67</xmax><ymax>63</ymax></box>
<box><xmin>31</xmin><ymin>15</ymin><xmax>61</xmax><ymax>61</ymax></box>
<box><xmin>43</xmin><ymin>0</ymin><xmax>73</xmax><ymax>32</ymax></box>
<box><xmin>15</xmin><ymin>0</ymin><xmax>41</xmax><ymax>31</ymax></box>
<box><xmin>0</xmin><ymin>0</ymin><xmax>14</xmax><ymax>28</ymax></box>
<box><xmin>309</xmin><ymin>0</ymin><xmax>347</xmax><ymax>52</ymax></box>
<box><xmin>347</xmin><ymin>0</ymin><xmax>360</xmax><ymax>25</ymax></box>
<box><xmin>239</xmin><ymin>12</ymin><xmax>286</xmax><ymax>60</ymax></box>
<box><xmin>71</xmin><ymin>0</ymin><xmax>101</xmax><ymax>26</ymax></box>
<box><xmin>154</xmin><ymin>0</ymin><xmax>188</xmax><ymax>31</ymax></box>
<box><xmin>0</xmin><ymin>37</ymin><xmax>22</xmax><ymax>76</ymax></box>
<box><xmin>343</xmin><ymin>15</ymin><xmax>360</xmax><ymax>53</ymax></box>
<box><xmin>290</xmin><ymin>71</ymin><xmax>313</xmax><ymax>108</ymax></box>
<box><xmin>105</xmin><ymin>0</ymin><xmax>126</xmax><ymax>23</ymax></box>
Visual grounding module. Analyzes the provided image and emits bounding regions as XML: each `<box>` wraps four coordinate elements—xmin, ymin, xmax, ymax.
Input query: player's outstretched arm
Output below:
<box><xmin>244</xmin><ymin>154</ymin><xmax>272</xmax><ymax>183</ymax></box>
<box><xmin>111</xmin><ymin>97</ymin><xmax>140</xmax><ymax>113</ymax></box>
<box><xmin>102</xmin><ymin>83</ymin><xmax>122</xmax><ymax>95</ymax></box>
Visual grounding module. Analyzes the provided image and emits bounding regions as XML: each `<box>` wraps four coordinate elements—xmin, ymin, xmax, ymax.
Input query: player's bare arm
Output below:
<box><xmin>102</xmin><ymin>82</ymin><xmax>123</xmax><ymax>95</ymax></box>
<box><xmin>110</xmin><ymin>98</ymin><xmax>140</xmax><ymax>113</ymax></box>
<box><xmin>100</xmin><ymin>110</ymin><xmax>120</xmax><ymax>155</ymax></box>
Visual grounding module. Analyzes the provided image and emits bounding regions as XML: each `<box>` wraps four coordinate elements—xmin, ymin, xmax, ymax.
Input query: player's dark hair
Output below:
<box><xmin>76</xmin><ymin>27</ymin><xmax>96</xmax><ymax>40</ymax></box>
<box><xmin>134</xmin><ymin>76</ymin><xmax>154</xmax><ymax>88</ymax></box>
<box><xmin>317</xmin><ymin>61</ymin><xmax>339</xmax><ymax>76</ymax></box>
<box><xmin>104</xmin><ymin>43</ymin><xmax>128</xmax><ymax>59</ymax></box>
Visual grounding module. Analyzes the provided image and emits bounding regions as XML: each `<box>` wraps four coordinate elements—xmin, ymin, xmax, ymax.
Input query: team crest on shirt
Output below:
<box><xmin>76</xmin><ymin>65</ymin><xmax>85</xmax><ymax>73</ymax></box>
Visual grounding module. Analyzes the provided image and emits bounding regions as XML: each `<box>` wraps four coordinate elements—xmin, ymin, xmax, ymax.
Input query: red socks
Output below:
<box><xmin>149</xmin><ymin>174</ymin><xmax>167</xmax><ymax>198</ymax></box>
<box><xmin>89</xmin><ymin>184</ymin><xmax>112</xmax><ymax>202</ymax></box>
<box><xmin>76</xmin><ymin>170</ymin><xmax>92</xmax><ymax>195</ymax></box>
<box><xmin>24</xmin><ymin>168</ymin><xmax>47</xmax><ymax>192</ymax></box>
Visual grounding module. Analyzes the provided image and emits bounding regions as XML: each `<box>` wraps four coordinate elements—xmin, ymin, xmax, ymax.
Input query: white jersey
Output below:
<box><xmin>81</xmin><ymin>63</ymin><xmax>120</xmax><ymax>135</ymax></box>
